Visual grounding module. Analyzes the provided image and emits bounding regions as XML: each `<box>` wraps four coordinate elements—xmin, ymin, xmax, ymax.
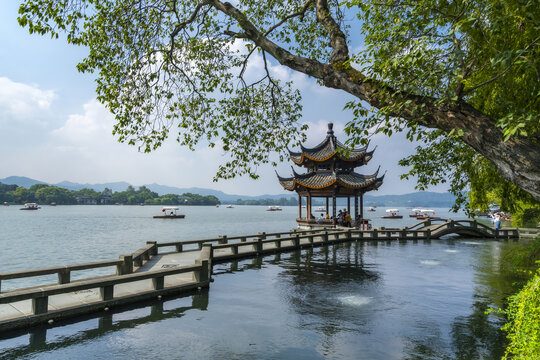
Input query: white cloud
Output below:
<box><xmin>0</xmin><ymin>77</ymin><xmax>56</xmax><ymax>122</ymax></box>
<box><xmin>51</xmin><ymin>99</ymin><xmax>113</xmax><ymax>144</ymax></box>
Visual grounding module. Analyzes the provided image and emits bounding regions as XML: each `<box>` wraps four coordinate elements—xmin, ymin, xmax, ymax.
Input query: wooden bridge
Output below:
<box><xmin>0</xmin><ymin>219</ymin><xmax>526</xmax><ymax>332</ymax></box>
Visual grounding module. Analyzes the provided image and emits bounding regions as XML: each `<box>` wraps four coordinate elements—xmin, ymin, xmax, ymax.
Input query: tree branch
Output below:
<box><xmin>314</xmin><ymin>0</ymin><xmax>349</xmax><ymax>64</ymax></box>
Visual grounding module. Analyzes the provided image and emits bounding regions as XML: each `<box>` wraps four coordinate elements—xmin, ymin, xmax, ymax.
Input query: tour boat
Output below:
<box><xmin>153</xmin><ymin>206</ymin><xmax>185</xmax><ymax>219</ymax></box>
<box><xmin>416</xmin><ymin>209</ymin><xmax>440</xmax><ymax>220</ymax></box>
<box><xmin>409</xmin><ymin>208</ymin><xmax>423</xmax><ymax>217</ymax></box>
<box><xmin>381</xmin><ymin>209</ymin><xmax>402</xmax><ymax>219</ymax></box>
<box><xmin>368</xmin><ymin>206</ymin><xmax>376</xmax><ymax>212</ymax></box>
<box><xmin>20</xmin><ymin>203</ymin><xmax>41</xmax><ymax>210</ymax></box>
<box><xmin>266</xmin><ymin>206</ymin><xmax>282</xmax><ymax>211</ymax></box>
<box><xmin>314</xmin><ymin>206</ymin><xmax>326</xmax><ymax>212</ymax></box>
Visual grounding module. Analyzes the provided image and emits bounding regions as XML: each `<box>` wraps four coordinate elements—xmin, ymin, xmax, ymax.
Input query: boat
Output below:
<box><xmin>50</xmin><ymin>202</ymin><xmax>56</xmax><ymax>206</ymax></box>
<box><xmin>409</xmin><ymin>208</ymin><xmax>423</xmax><ymax>217</ymax></box>
<box><xmin>226</xmin><ymin>205</ymin><xmax>234</xmax><ymax>208</ymax></box>
<box><xmin>416</xmin><ymin>209</ymin><xmax>441</xmax><ymax>220</ymax></box>
<box><xmin>368</xmin><ymin>206</ymin><xmax>376</xmax><ymax>212</ymax></box>
<box><xmin>20</xmin><ymin>203</ymin><xmax>40</xmax><ymax>210</ymax></box>
<box><xmin>381</xmin><ymin>209</ymin><xmax>402</xmax><ymax>219</ymax></box>
<box><xmin>267</xmin><ymin>206</ymin><xmax>282</xmax><ymax>211</ymax></box>
<box><xmin>216</xmin><ymin>204</ymin><xmax>220</xmax><ymax>208</ymax></box>
<box><xmin>153</xmin><ymin>206</ymin><xmax>185</xmax><ymax>219</ymax></box>
<box><xmin>314</xmin><ymin>207</ymin><xmax>326</xmax><ymax>212</ymax></box>
<box><xmin>3</xmin><ymin>202</ymin><xmax>8</xmax><ymax>206</ymax></box>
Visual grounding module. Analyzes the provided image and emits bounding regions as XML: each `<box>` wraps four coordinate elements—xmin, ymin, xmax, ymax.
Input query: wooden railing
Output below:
<box><xmin>518</xmin><ymin>228</ymin><xmax>540</xmax><ymax>238</ymax></box>
<box><xmin>0</xmin><ymin>259</ymin><xmax>125</xmax><ymax>293</ymax></box>
<box><xmin>0</xmin><ymin>244</ymin><xmax>212</xmax><ymax>331</ymax></box>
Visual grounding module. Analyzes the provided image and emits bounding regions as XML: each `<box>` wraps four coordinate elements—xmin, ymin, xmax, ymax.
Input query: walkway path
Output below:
<box><xmin>0</xmin><ymin>220</ymin><xmax>524</xmax><ymax>332</ymax></box>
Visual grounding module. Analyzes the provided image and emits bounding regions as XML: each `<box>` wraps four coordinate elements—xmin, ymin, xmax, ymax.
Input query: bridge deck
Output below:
<box><xmin>0</xmin><ymin>220</ymin><xmax>524</xmax><ymax>332</ymax></box>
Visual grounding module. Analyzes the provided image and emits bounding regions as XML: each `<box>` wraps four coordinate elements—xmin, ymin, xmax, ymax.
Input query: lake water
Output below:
<box><xmin>0</xmin><ymin>205</ymin><xmax>515</xmax><ymax>359</ymax></box>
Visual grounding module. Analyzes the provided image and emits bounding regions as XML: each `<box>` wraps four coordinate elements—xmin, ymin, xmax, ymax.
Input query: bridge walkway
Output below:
<box><xmin>0</xmin><ymin>221</ymin><xmax>522</xmax><ymax>332</ymax></box>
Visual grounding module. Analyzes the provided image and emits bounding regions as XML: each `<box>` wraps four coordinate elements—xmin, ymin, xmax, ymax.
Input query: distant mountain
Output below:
<box><xmin>0</xmin><ymin>176</ymin><xmax>457</xmax><ymax>206</ymax></box>
<box><xmin>363</xmin><ymin>191</ymin><xmax>456</xmax><ymax>208</ymax></box>
<box><xmin>55</xmin><ymin>181</ymin><xmax>132</xmax><ymax>193</ymax></box>
<box><xmin>0</xmin><ymin>176</ymin><xmax>46</xmax><ymax>188</ymax></box>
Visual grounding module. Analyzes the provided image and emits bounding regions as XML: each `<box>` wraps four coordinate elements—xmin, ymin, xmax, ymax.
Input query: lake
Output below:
<box><xmin>0</xmin><ymin>205</ymin><xmax>515</xmax><ymax>359</ymax></box>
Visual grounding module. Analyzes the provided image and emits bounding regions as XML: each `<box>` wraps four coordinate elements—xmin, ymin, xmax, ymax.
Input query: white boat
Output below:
<box><xmin>410</xmin><ymin>208</ymin><xmax>423</xmax><ymax>217</ymax></box>
<box><xmin>20</xmin><ymin>203</ymin><xmax>40</xmax><ymax>210</ymax></box>
<box><xmin>381</xmin><ymin>208</ymin><xmax>402</xmax><ymax>219</ymax></box>
<box><xmin>267</xmin><ymin>206</ymin><xmax>282</xmax><ymax>211</ymax></box>
<box><xmin>226</xmin><ymin>205</ymin><xmax>234</xmax><ymax>208</ymax></box>
<box><xmin>416</xmin><ymin>209</ymin><xmax>440</xmax><ymax>220</ymax></box>
<box><xmin>314</xmin><ymin>206</ymin><xmax>326</xmax><ymax>212</ymax></box>
<box><xmin>153</xmin><ymin>206</ymin><xmax>185</xmax><ymax>219</ymax></box>
<box><xmin>368</xmin><ymin>206</ymin><xmax>376</xmax><ymax>212</ymax></box>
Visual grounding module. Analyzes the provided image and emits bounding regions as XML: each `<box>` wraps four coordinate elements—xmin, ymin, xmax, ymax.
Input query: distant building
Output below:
<box><xmin>100</xmin><ymin>195</ymin><xmax>112</xmax><ymax>205</ymax></box>
<box><xmin>75</xmin><ymin>195</ymin><xmax>97</xmax><ymax>205</ymax></box>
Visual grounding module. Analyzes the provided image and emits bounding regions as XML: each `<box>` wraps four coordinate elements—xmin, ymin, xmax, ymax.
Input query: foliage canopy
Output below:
<box><xmin>17</xmin><ymin>0</ymin><xmax>540</xmax><ymax>205</ymax></box>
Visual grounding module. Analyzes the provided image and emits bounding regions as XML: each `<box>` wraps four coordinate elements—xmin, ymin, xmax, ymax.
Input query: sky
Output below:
<box><xmin>0</xmin><ymin>2</ymin><xmax>449</xmax><ymax>196</ymax></box>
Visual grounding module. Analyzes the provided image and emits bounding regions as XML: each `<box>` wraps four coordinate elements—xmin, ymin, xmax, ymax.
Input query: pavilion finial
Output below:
<box><xmin>327</xmin><ymin>122</ymin><xmax>334</xmax><ymax>136</ymax></box>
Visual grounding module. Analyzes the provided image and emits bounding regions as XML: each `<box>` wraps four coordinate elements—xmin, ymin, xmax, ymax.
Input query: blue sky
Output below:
<box><xmin>0</xmin><ymin>2</ymin><xmax>448</xmax><ymax>196</ymax></box>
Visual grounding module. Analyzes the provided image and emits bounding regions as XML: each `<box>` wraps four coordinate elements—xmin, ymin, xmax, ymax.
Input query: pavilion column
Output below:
<box><xmin>354</xmin><ymin>195</ymin><xmax>358</xmax><ymax>219</ymax></box>
<box><xmin>298</xmin><ymin>194</ymin><xmax>302</xmax><ymax>219</ymax></box>
<box><xmin>347</xmin><ymin>197</ymin><xmax>351</xmax><ymax>215</ymax></box>
<box><xmin>332</xmin><ymin>195</ymin><xmax>336</xmax><ymax>219</ymax></box>
<box><xmin>307</xmin><ymin>194</ymin><xmax>312</xmax><ymax>220</ymax></box>
<box><xmin>360</xmin><ymin>193</ymin><xmax>364</xmax><ymax>219</ymax></box>
<box><xmin>326</xmin><ymin>197</ymin><xmax>329</xmax><ymax>215</ymax></box>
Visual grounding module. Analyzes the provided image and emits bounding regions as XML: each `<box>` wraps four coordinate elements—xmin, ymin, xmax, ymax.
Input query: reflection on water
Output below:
<box><xmin>0</xmin><ymin>239</ymin><xmax>521</xmax><ymax>359</ymax></box>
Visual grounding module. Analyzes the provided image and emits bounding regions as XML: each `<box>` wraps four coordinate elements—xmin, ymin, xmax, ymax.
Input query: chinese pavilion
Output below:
<box><xmin>276</xmin><ymin>123</ymin><xmax>385</xmax><ymax>227</ymax></box>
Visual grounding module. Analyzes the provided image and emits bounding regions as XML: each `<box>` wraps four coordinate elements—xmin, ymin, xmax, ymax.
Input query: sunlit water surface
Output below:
<box><xmin>0</xmin><ymin>205</ymin><xmax>514</xmax><ymax>359</ymax></box>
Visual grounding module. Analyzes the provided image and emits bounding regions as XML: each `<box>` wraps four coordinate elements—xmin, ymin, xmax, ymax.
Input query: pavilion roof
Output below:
<box><xmin>289</xmin><ymin>123</ymin><xmax>375</xmax><ymax>166</ymax></box>
<box><xmin>276</xmin><ymin>167</ymin><xmax>385</xmax><ymax>192</ymax></box>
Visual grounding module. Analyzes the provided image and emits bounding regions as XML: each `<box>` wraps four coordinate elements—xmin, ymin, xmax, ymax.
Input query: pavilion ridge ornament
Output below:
<box><xmin>277</xmin><ymin>123</ymin><xmax>385</xmax><ymax>227</ymax></box>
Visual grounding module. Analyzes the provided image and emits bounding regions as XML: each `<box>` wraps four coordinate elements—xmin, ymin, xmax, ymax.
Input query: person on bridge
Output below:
<box><xmin>494</xmin><ymin>214</ymin><xmax>501</xmax><ymax>230</ymax></box>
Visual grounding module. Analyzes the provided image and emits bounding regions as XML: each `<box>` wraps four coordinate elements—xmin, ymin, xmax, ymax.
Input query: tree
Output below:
<box><xmin>18</xmin><ymin>0</ymin><xmax>539</xmax><ymax>203</ymax></box>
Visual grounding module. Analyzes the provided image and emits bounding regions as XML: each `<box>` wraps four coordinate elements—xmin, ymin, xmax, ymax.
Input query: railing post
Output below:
<box><xmin>255</xmin><ymin>238</ymin><xmax>263</xmax><ymax>254</ymax></box>
<box><xmin>146</xmin><ymin>241</ymin><xmax>158</xmax><ymax>256</ymax></box>
<box><xmin>373</xmin><ymin>229</ymin><xmax>378</xmax><ymax>240</ymax></box>
<box><xmin>293</xmin><ymin>234</ymin><xmax>300</xmax><ymax>248</ymax></box>
<box><xmin>199</xmin><ymin>259</ymin><xmax>209</xmax><ymax>282</ymax></box>
<box><xmin>323</xmin><ymin>231</ymin><xmax>329</xmax><ymax>245</ymax></box>
<box><xmin>218</xmin><ymin>235</ymin><xmax>228</xmax><ymax>244</ymax></box>
<box><xmin>240</xmin><ymin>236</ymin><xmax>247</xmax><ymax>243</ymax></box>
<box><xmin>232</xmin><ymin>244</ymin><xmax>239</xmax><ymax>255</ymax></box>
<box><xmin>472</xmin><ymin>220</ymin><xmax>478</xmax><ymax>228</ymax></box>
<box><xmin>100</xmin><ymin>285</ymin><xmax>114</xmax><ymax>301</ymax></box>
<box><xmin>58</xmin><ymin>268</ymin><xmax>70</xmax><ymax>284</ymax></box>
<box><xmin>258</xmin><ymin>232</ymin><xmax>267</xmax><ymax>240</ymax></box>
<box><xmin>153</xmin><ymin>276</ymin><xmax>164</xmax><ymax>290</ymax></box>
<box><xmin>32</xmin><ymin>296</ymin><xmax>48</xmax><ymax>315</ymax></box>
<box><xmin>118</xmin><ymin>255</ymin><xmax>133</xmax><ymax>275</ymax></box>
<box><xmin>175</xmin><ymin>243</ymin><xmax>183</xmax><ymax>252</ymax></box>
<box><xmin>198</xmin><ymin>242</ymin><xmax>204</xmax><ymax>250</ymax></box>
<box><xmin>426</xmin><ymin>228</ymin><xmax>431</xmax><ymax>241</ymax></box>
